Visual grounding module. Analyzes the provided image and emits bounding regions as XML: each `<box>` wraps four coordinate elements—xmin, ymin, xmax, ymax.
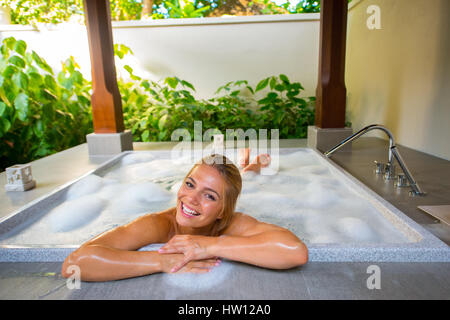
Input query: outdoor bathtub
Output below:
<box><xmin>0</xmin><ymin>147</ymin><xmax>449</xmax><ymax>262</ymax></box>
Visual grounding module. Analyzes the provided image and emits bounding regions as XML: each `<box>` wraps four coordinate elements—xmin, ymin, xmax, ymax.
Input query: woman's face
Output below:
<box><xmin>176</xmin><ymin>164</ymin><xmax>225</xmax><ymax>230</ymax></box>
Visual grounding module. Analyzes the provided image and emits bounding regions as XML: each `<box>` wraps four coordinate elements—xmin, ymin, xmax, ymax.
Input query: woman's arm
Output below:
<box><xmin>158</xmin><ymin>213</ymin><xmax>308</xmax><ymax>272</ymax></box>
<box><xmin>61</xmin><ymin>209</ymin><xmax>218</xmax><ymax>281</ymax></box>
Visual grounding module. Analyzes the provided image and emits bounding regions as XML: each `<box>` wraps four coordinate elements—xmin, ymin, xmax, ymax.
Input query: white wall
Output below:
<box><xmin>0</xmin><ymin>14</ymin><xmax>320</xmax><ymax>99</ymax></box>
<box><xmin>346</xmin><ymin>0</ymin><xmax>450</xmax><ymax>160</ymax></box>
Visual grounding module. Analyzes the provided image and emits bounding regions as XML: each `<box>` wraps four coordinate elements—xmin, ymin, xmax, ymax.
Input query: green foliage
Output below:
<box><xmin>0</xmin><ymin>37</ymin><xmax>92</xmax><ymax>171</ymax></box>
<box><xmin>255</xmin><ymin>75</ymin><xmax>315</xmax><ymax>138</ymax></box>
<box><xmin>1</xmin><ymin>39</ymin><xmax>315</xmax><ymax>170</ymax></box>
<box><xmin>162</xmin><ymin>0</ymin><xmax>210</xmax><ymax>18</ymax></box>
<box><xmin>4</xmin><ymin>0</ymin><xmax>83</xmax><ymax>25</ymax></box>
<box><xmin>292</xmin><ymin>0</ymin><xmax>321</xmax><ymax>14</ymax></box>
<box><xmin>109</xmin><ymin>0</ymin><xmax>144</xmax><ymax>21</ymax></box>
<box><xmin>115</xmin><ymin>45</ymin><xmax>315</xmax><ymax>143</ymax></box>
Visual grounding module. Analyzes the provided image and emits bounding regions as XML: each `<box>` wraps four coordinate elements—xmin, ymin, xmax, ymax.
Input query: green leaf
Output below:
<box><xmin>255</xmin><ymin>78</ymin><xmax>269</xmax><ymax>92</ymax></box>
<box><xmin>158</xmin><ymin>130</ymin><xmax>167</xmax><ymax>140</ymax></box>
<box><xmin>230</xmin><ymin>90</ymin><xmax>240</xmax><ymax>97</ymax></box>
<box><xmin>123</xmin><ymin>65</ymin><xmax>133</xmax><ymax>75</ymax></box>
<box><xmin>8</xmin><ymin>55</ymin><xmax>25</xmax><ymax>68</ymax></box>
<box><xmin>181</xmin><ymin>80</ymin><xmax>195</xmax><ymax>91</ymax></box>
<box><xmin>279</xmin><ymin>74</ymin><xmax>290</xmax><ymax>84</ymax></box>
<box><xmin>269</xmin><ymin>76</ymin><xmax>276</xmax><ymax>90</ymax></box>
<box><xmin>28</xmin><ymin>72</ymin><xmax>43</xmax><ymax>86</ymax></box>
<box><xmin>165</xmin><ymin>77</ymin><xmax>178</xmax><ymax>89</ymax></box>
<box><xmin>33</xmin><ymin>119</ymin><xmax>44</xmax><ymax>138</ymax></box>
<box><xmin>31</xmin><ymin>51</ymin><xmax>53</xmax><ymax>74</ymax></box>
<box><xmin>0</xmin><ymin>102</ymin><xmax>5</xmax><ymax>116</ymax></box>
<box><xmin>0</xmin><ymin>116</ymin><xmax>11</xmax><ymax>137</ymax></box>
<box><xmin>14</xmin><ymin>40</ymin><xmax>27</xmax><ymax>56</ymax></box>
<box><xmin>12</xmin><ymin>71</ymin><xmax>29</xmax><ymax>90</ymax></box>
<box><xmin>14</xmin><ymin>92</ymin><xmax>29</xmax><ymax>121</ymax></box>
<box><xmin>141</xmin><ymin>80</ymin><xmax>150</xmax><ymax>90</ymax></box>
<box><xmin>3</xmin><ymin>64</ymin><xmax>18</xmax><ymax>78</ymax></box>
<box><xmin>44</xmin><ymin>75</ymin><xmax>57</xmax><ymax>91</ymax></box>
<box><xmin>158</xmin><ymin>114</ymin><xmax>168</xmax><ymax>130</ymax></box>
<box><xmin>3</xmin><ymin>37</ymin><xmax>16</xmax><ymax>51</ymax></box>
<box><xmin>141</xmin><ymin>130</ymin><xmax>150</xmax><ymax>141</ymax></box>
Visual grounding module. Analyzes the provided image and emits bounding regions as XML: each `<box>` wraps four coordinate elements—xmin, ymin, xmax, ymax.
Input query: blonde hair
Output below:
<box><xmin>182</xmin><ymin>154</ymin><xmax>242</xmax><ymax>235</ymax></box>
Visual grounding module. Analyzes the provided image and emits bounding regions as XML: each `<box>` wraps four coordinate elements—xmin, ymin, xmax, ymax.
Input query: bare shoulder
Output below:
<box><xmin>132</xmin><ymin>207</ymin><xmax>176</xmax><ymax>240</ymax></box>
<box><xmin>221</xmin><ymin>212</ymin><xmax>283</xmax><ymax>237</ymax></box>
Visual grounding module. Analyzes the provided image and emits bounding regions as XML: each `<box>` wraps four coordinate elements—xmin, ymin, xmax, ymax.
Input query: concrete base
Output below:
<box><xmin>307</xmin><ymin>126</ymin><xmax>353</xmax><ymax>153</ymax></box>
<box><xmin>86</xmin><ymin>130</ymin><xmax>134</xmax><ymax>156</ymax></box>
<box><xmin>5</xmin><ymin>180</ymin><xmax>36</xmax><ymax>192</ymax></box>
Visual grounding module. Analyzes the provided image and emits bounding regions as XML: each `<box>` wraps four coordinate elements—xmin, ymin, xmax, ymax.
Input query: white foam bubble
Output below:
<box><xmin>65</xmin><ymin>174</ymin><xmax>104</xmax><ymax>200</ymax></box>
<box><xmin>163</xmin><ymin>260</ymin><xmax>234</xmax><ymax>291</ymax></box>
<box><xmin>108</xmin><ymin>182</ymin><xmax>175</xmax><ymax>215</ymax></box>
<box><xmin>139</xmin><ymin>243</ymin><xmax>234</xmax><ymax>291</ymax></box>
<box><xmin>336</xmin><ymin>217</ymin><xmax>376</xmax><ymax>242</ymax></box>
<box><xmin>48</xmin><ymin>194</ymin><xmax>106</xmax><ymax>232</ymax></box>
<box><xmin>170</xmin><ymin>181</ymin><xmax>182</xmax><ymax>194</ymax></box>
<box><xmin>120</xmin><ymin>152</ymin><xmax>155</xmax><ymax>166</ymax></box>
<box><xmin>301</xmin><ymin>181</ymin><xmax>339</xmax><ymax>209</ymax></box>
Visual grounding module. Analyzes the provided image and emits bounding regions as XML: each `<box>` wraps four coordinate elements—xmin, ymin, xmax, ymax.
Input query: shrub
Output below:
<box><xmin>0</xmin><ymin>37</ymin><xmax>93</xmax><ymax>171</ymax></box>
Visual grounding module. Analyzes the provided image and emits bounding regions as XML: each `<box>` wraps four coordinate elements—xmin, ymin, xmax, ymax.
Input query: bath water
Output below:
<box><xmin>0</xmin><ymin>149</ymin><xmax>409</xmax><ymax>246</ymax></box>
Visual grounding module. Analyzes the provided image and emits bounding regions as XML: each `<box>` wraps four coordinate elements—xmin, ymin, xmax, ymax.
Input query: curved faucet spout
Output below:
<box><xmin>324</xmin><ymin>124</ymin><xmax>395</xmax><ymax>164</ymax></box>
<box><xmin>324</xmin><ymin>124</ymin><xmax>425</xmax><ymax>196</ymax></box>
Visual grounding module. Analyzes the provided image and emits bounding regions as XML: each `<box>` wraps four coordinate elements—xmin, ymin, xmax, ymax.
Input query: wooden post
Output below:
<box><xmin>315</xmin><ymin>0</ymin><xmax>348</xmax><ymax>128</ymax></box>
<box><xmin>83</xmin><ymin>0</ymin><xmax>125</xmax><ymax>133</ymax></box>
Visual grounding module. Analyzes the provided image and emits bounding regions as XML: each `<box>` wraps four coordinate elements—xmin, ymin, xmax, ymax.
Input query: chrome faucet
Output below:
<box><xmin>324</xmin><ymin>124</ymin><xmax>426</xmax><ymax>196</ymax></box>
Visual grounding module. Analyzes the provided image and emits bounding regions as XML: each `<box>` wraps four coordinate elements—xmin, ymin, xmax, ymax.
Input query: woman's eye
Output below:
<box><xmin>185</xmin><ymin>181</ymin><xmax>194</xmax><ymax>188</ymax></box>
<box><xmin>206</xmin><ymin>194</ymin><xmax>216</xmax><ymax>201</ymax></box>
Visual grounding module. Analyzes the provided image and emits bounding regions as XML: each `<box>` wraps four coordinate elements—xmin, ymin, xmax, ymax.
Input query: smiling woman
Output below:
<box><xmin>61</xmin><ymin>154</ymin><xmax>308</xmax><ymax>281</ymax></box>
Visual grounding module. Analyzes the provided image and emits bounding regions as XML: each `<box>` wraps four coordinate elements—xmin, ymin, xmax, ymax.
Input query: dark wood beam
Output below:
<box><xmin>83</xmin><ymin>0</ymin><xmax>125</xmax><ymax>133</ymax></box>
<box><xmin>315</xmin><ymin>0</ymin><xmax>348</xmax><ymax>128</ymax></box>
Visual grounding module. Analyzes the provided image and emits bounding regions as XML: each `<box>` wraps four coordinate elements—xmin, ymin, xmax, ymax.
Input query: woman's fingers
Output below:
<box><xmin>171</xmin><ymin>258</ymin><xmax>221</xmax><ymax>273</ymax></box>
<box><xmin>170</xmin><ymin>252</ymin><xmax>195</xmax><ymax>273</ymax></box>
<box><xmin>158</xmin><ymin>246</ymin><xmax>181</xmax><ymax>254</ymax></box>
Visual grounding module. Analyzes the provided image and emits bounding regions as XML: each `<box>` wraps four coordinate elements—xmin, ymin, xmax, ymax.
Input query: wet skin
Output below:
<box><xmin>61</xmin><ymin>164</ymin><xmax>308</xmax><ymax>282</ymax></box>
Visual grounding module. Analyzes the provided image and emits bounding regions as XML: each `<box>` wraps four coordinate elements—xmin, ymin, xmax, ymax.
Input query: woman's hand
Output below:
<box><xmin>158</xmin><ymin>235</ymin><xmax>218</xmax><ymax>273</ymax></box>
<box><xmin>159</xmin><ymin>252</ymin><xmax>220</xmax><ymax>274</ymax></box>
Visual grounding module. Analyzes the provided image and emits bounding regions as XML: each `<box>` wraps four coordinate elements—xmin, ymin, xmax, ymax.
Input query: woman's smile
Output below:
<box><xmin>181</xmin><ymin>201</ymin><xmax>201</xmax><ymax>218</ymax></box>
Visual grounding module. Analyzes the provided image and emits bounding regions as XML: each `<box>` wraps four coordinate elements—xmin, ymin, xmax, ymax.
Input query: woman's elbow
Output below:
<box><xmin>295</xmin><ymin>243</ymin><xmax>308</xmax><ymax>266</ymax></box>
<box><xmin>61</xmin><ymin>250</ymin><xmax>81</xmax><ymax>279</ymax></box>
<box><xmin>288</xmin><ymin>241</ymin><xmax>308</xmax><ymax>267</ymax></box>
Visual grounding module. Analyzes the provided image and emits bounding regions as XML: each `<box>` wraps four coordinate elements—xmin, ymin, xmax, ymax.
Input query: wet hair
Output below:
<box><xmin>182</xmin><ymin>154</ymin><xmax>242</xmax><ymax>235</ymax></box>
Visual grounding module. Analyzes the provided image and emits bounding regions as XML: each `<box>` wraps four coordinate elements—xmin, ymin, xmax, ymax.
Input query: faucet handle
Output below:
<box><xmin>384</xmin><ymin>163</ymin><xmax>396</xmax><ymax>180</ymax></box>
<box><xmin>395</xmin><ymin>174</ymin><xmax>409</xmax><ymax>187</ymax></box>
<box><xmin>374</xmin><ymin>161</ymin><xmax>386</xmax><ymax>174</ymax></box>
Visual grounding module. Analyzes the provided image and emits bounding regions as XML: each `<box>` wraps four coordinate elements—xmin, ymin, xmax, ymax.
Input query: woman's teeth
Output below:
<box><xmin>182</xmin><ymin>203</ymin><xmax>200</xmax><ymax>216</ymax></box>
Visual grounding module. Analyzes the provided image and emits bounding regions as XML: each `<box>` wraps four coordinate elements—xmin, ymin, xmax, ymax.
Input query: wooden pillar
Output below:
<box><xmin>83</xmin><ymin>0</ymin><xmax>125</xmax><ymax>133</ymax></box>
<box><xmin>315</xmin><ymin>0</ymin><xmax>348</xmax><ymax>128</ymax></box>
